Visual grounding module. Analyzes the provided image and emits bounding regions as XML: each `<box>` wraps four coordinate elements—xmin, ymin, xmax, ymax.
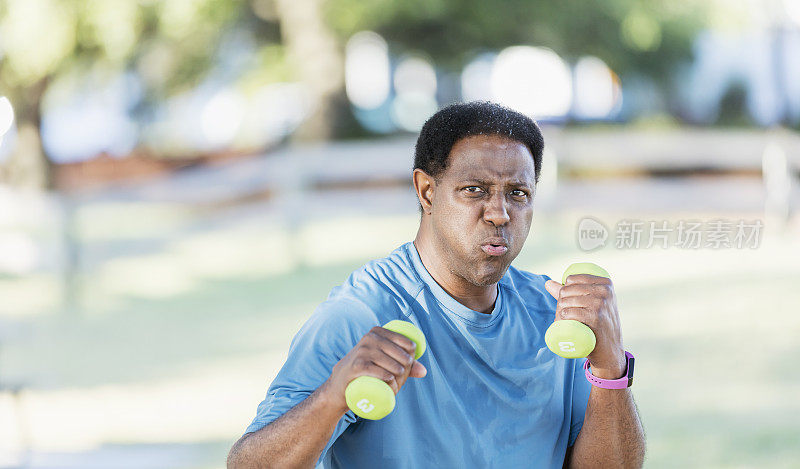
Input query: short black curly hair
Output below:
<box><xmin>413</xmin><ymin>101</ymin><xmax>544</xmax><ymax>185</ymax></box>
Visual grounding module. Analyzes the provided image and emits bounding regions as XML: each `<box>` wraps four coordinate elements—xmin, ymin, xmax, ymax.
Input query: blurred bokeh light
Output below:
<box><xmin>491</xmin><ymin>46</ymin><xmax>573</xmax><ymax>121</ymax></box>
<box><xmin>1</xmin><ymin>0</ymin><xmax>799</xmax><ymax>467</ymax></box>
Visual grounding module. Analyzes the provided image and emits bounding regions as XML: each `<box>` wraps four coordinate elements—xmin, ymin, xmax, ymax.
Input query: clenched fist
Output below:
<box><xmin>324</xmin><ymin>326</ymin><xmax>428</xmax><ymax>414</ymax></box>
<box><xmin>545</xmin><ymin>274</ymin><xmax>627</xmax><ymax>379</ymax></box>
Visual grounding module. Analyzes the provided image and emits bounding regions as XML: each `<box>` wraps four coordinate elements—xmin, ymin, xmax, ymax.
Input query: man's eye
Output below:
<box><xmin>464</xmin><ymin>186</ymin><xmax>483</xmax><ymax>193</ymax></box>
<box><xmin>511</xmin><ymin>190</ymin><xmax>528</xmax><ymax>197</ymax></box>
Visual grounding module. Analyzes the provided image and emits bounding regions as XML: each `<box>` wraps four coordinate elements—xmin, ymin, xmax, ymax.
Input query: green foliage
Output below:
<box><xmin>0</xmin><ymin>0</ymin><xmax>256</xmax><ymax>186</ymax></box>
<box><xmin>325</xmin><ymin>0</ymin><xmax>710</xmax><ymax>83</ymax></box>
<box><xmin>0</xmin><ymin>0</ymin><xmax>78</xmax><ymax>87</ymax></box>
<box><xmin>239</xmin><ymin>44</ymin><xmax>297</xmax><ymax>93</ymax></box>
<box><xmin>0</xmin><ymin>0</ymin><xmax>245</xmax><ymax>105</ymax></box>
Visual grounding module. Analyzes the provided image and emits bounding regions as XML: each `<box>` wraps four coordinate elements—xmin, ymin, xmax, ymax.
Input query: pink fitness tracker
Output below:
<box><xmin>584</xmin><ymin>351</ymin><xmax>635</xmax><ymax>389</ymax></box>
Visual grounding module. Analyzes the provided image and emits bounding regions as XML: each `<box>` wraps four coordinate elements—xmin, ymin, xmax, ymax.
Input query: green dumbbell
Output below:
<box><xmin>544</xmin><ymin>262</ymin><xmax>610</xmax><ymax>358</ymax></box>
<box><xmin>344</xmin><ymin>320</ymin><xmax>427</xmax><ymax>420</ymax></box>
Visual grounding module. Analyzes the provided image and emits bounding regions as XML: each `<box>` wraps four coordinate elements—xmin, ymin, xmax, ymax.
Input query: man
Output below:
<box><xmin>227</xmin><ymin>101</ymin><xmax>645</xmax><ymax>468</ymax></box>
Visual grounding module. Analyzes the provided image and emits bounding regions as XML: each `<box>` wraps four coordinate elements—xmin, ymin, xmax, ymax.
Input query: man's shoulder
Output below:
<box><xmin>502</xmin><ymin>265</ymin><xmax>556</xmax><ymax>307</ymax></box>
<box><xmin>506</xmin><ymin>264</ymin><xmax>550</xmax><ymax>282</ymax></box>
<box><xmin>332</xmin><ymin>242</ymin><xmax>422</xmax><ymax>296</ymax></box>
<box><xmin>317</xmin><ymin>243</ymin><xmax>423</xmax><ymax>322</ymax></box>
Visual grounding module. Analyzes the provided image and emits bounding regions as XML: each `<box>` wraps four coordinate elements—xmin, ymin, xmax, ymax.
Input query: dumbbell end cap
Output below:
<box><xmin>561</xmin><ymin>262</ymin><xmax>610</xmax><ymax>284</ymax></box>
<box><xmin>544</xmin><ymin>320</ymin><xmax>596</xmax><ymax>358</ymax></box>
<box><xmin>383</xmin><ymin>320</ymin><xmax>427</xmax><ymax>360</ymax></box>
<box><xmin>345</xmin><ymin>376</ymin><xmax>396</xmax><ymax>420</ymax></box>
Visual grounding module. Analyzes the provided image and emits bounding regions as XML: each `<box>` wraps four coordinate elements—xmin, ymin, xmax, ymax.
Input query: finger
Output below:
<box><xmin>564</xmin><ymin>274</ymin><xmax>612</xmax><ymax>286</ymax></box>
<box><xmin>559</xmin><ymin>283</ymin><xmax>611</xmax><ymax>299</ymax></box>
<box><xmin>361</xmin><ymin>362</ymin><xmax>399</xmax><ymax>394</ymax></box>
<box><xmin>556</xmin><ymin>293</ymin><xmax>603</xmax><ymax>311</ymax></box>
<box><xmin>369</xmin><ymin>349</ymin><xmax>411</xmax><ymax>382</ymax></box>
<box><xmin>558</xmin><ymin>306</ymin><xmax>594</xmax><ymax>325</ymax></box>
<box><xmin>409</xmin><ymin>360</ymin><xmax>427</xmax><ymax>378</ymax></box>
<box><xmin>372</xmin><ymin>330</ymin><xmax>416</xmax><ymax>366</ymax></box>
<box><xmin>375</xmin><ymin>327</ymin><xmax>417</xmax><ymax>357</ymax></box>
<box><xmin>544</xmin><ymin>280</ymin><xmax>562</xmax><ymax>299</ymax></box>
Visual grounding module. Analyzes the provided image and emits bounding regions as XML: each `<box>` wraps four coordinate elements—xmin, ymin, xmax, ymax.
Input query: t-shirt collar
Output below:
<box><xmin>405</xmin><ymin>241</ymin><xmax>507</xmax><ymax>327</ymax></box>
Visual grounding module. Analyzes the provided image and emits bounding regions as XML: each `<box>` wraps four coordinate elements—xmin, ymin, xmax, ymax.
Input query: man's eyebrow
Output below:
<box><xmin>460</xmin><ymin>178</ymin><xmax>492</xmax><ymax>185</ymax></box>
<box><xmin>460</xmin><ymin>178</ymin><xmax>532</xmax><ymax>187</ymax></box>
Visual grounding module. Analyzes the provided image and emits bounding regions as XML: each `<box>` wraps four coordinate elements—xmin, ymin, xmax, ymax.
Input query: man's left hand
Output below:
<box><xmin>544</xmin><ymin>275</ymin><xmax>626</xmax><ymax>379</ymax></box>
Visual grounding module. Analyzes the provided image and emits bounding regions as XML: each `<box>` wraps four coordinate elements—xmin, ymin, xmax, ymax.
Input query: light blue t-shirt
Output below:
<box><xmin>245</xmin><ymin>242</ymin><xmax>591</xmax><ymax>468</ymax></box>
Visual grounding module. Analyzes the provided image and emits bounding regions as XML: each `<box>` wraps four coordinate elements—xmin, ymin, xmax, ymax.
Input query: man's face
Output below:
<box><xmin>428</xmin><ymin>134</ymin><xmax>536</xmax><ymax>287</ymax></box>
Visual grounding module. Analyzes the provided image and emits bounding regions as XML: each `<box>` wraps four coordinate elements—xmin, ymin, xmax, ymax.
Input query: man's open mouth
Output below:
<box><xmin>481</xmin><ymin>241</ymin><xmax>508</xmax><ymax>256</ymax></box>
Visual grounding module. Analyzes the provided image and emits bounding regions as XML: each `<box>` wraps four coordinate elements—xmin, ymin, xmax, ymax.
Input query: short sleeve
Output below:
<box><xmin>243</xmin><ymin>297</ymin><xmax>380</xmax><ymax>465</ymax></box>
<box><xmin>568</xmin><ymin>358</ymin><xmax>591</xmax><ymax>447</ymax></box>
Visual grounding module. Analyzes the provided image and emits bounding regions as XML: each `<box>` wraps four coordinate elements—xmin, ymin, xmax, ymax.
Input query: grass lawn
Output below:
<box><xmin>1</xmin><ymin>206</ymin><xmax>798</xmax><ymax>468</ymax></box>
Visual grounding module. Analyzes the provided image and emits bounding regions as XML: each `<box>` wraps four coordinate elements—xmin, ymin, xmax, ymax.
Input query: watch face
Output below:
<box><xmin>627</xmin><ymin>356</ymin><xmax>635</xmax><ymax>387</ymax></box>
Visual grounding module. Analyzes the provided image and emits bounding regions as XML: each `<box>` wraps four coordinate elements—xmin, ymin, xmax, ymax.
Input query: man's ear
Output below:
<box><xmin>412</xmin><ymin>169</ymin><xmax>435</xmax><ymax>214</ymax></box>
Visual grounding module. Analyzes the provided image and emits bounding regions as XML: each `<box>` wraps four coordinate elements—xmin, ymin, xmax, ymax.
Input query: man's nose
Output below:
<box><xmin>483</xmin><ymin>191</ymin><xmax>510</xmax><ymax>226</ymax></box>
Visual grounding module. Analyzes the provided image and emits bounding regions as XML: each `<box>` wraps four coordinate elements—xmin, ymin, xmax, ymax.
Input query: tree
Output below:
<box><xmin>0</xmin><ymin>0</ymin><xmax>239</xmax><ymax>189</ymax></box>
<box><xmin>274</xmin><ymin>0</ymin><xmax>345</xmax><ymax>140</ymax></box>
<box><xmin>324</xmin><ymin>0</ymin><xmax>710</xmax><ymax>87</ymax></box>
<box><xmin>1</xmin><ymin>0</ymin><xmax>715</xmax><ymax>189</ymax></box>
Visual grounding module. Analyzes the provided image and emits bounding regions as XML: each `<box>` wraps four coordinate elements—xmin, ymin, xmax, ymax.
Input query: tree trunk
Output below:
<box><xmin>274</xmin><ymin>0</ymin><xmax>346</xmax><ymax>141</ymax></box>
<box><xmin>2</xmin><ymin>121</ymin><xmax>52</xmax><ymax>189</ymax></box>
<box><xmin>0</xmin><ymin>78</ymin><xmax>52</xmax><ymax>190</ymax></box>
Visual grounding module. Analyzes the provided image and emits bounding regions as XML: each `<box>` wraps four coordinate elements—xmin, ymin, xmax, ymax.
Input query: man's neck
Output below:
<box><xmin>413</xmin><ymin>235</ymin><xmax>498</xmax><ymax>314</ymax></box>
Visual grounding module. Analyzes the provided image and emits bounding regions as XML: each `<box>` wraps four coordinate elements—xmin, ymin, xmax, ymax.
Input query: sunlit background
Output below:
<box><xmin>1</xmin><ymin>0</ymin><xmax>799</xmax><ymax>467</ymax></box>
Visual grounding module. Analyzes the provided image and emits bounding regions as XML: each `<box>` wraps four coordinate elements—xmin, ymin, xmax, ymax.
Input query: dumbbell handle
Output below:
<box><xmin>545</xmin><ymin>263</ymin><xmax>610</xmax><ymax>358</ymax></box>
<box><xmin>345</xmin><ymin>320</ymin><xmax>426</xmax><ymax>420</ymax></box>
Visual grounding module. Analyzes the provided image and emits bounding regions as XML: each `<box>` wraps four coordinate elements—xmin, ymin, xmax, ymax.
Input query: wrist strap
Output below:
<box><xmin>584</xmin><ymin>351</ymin><xmax>635</xmax><ymax>389</ymax></box>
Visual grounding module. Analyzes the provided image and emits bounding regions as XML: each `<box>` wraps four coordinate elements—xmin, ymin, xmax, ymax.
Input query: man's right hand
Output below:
<box><xmin>323</xmin><ymin>326</ymin><xmax>428</xmax><ymax>414</ymax></box>
<box><xmin>228</xmin><ymin>326</ymin><xmax>428</xmax><ymax>468</ymax></box>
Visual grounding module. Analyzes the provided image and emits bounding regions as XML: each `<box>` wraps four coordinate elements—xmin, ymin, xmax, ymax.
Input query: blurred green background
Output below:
<box><xmin>1</xmin><ymin>0</ymin><xmax>799</xmax><ymax>468</ymax></box>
